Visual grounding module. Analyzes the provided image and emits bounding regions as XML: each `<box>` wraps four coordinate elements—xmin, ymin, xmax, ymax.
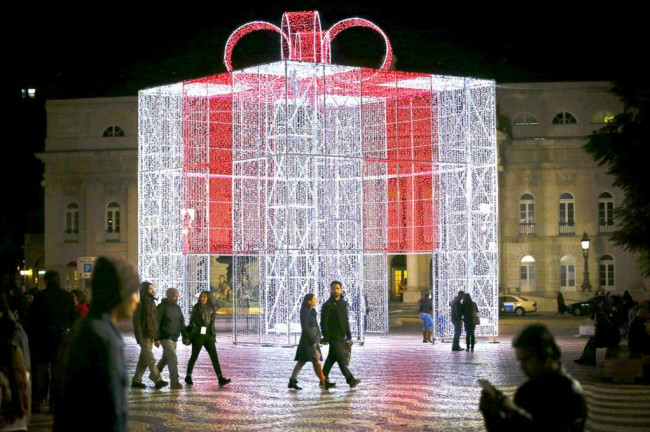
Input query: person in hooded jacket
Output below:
<box><xmin>53</xmin><ymin>256</ymin><xmax>140</xmax><ymax>432</ymax></box>
<box><xmin>184</xmin><ymin>291</ymin><xmax>231</xmax><ymax>387</ymax></box>
<box><xmin>130</xmin><ymin>282</ymin><xmax>167</xmax><ymax>389</ymax></box>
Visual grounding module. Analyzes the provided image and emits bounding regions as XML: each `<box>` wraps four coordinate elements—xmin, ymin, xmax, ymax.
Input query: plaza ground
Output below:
<box><xmin>29</xmin><ymin>308</ymin><xmax>650</xmax><ymax>431</ymax></box>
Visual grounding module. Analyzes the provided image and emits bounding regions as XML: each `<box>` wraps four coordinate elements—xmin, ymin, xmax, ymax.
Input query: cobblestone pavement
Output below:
<box><xmin>29</xmin><ymin>313</ymin><xmax>650</xmax><ymax>431</ymax></box>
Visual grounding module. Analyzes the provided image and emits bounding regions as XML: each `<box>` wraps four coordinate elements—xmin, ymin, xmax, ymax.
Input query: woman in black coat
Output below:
<box><xmin>462</xmin><ymin>293</ymin><xmax>479</xmax><ymax>352</ymax></box>
<box><xmin>288</xmin><ymin>293</ymin><xmax>334</xmax><ymax>390</ymax></box>
<box><xmin>184</xmin><ymin>291</ymin><xmax>231</xmax><ymax>387</ymax></box>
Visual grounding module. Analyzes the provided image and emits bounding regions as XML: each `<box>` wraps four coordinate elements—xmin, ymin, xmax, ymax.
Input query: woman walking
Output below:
<box><xmin>288</xmin><ymin>293</ymin><xmax>334</xmax><ymax>390</ymax></box>
<box><xmin>418</xmin><ymin>290</ymin><xmax>434</xmax><ymax>343</ymax></box>
<box><xmin>184</xmin><ymin>291</ymin><xmax>231</xmax><ymax>387</ymax></box>
<box><xmin>462</xmin><ymin>293</ymin><xmax>479</xmax><ymax>351</ymax></box>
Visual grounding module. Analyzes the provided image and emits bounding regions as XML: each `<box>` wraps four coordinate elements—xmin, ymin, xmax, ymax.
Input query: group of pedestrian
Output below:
<box><xmin>131</xmin><ymin>283</ymin><xmax>231</xmax><ymax>390</ymax></box>
<box><xmin>450</xmin><ymin>290</ymin><xmax>480</xmax><ymax>352</ymax></box>
<box><xmin>288</xmin><ymin>281</ymin><xmax>361</xmax><ymax>390</ymax></box>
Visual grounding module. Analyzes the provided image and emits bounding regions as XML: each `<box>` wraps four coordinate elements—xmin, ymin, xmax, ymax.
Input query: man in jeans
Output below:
<box><xmin>156</xmin><ymin>288</ymin><xmax>190</xmax><ymax>389</ymax></box>
<box><xmin>450</xmin><ymin>290</ymin><xmax>466</xmax><ymax>351</ymax></box>
<box><xmin>131</xmin><ymin>281</ymin><xmax>167</xmax><ymax>389</ymax></box>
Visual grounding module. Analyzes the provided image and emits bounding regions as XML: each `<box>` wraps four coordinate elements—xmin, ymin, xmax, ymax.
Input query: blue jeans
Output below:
<box><xmin>420</xmin><ymin>313</ymin><xmax>433</xmax><ymax>330</ymax></box>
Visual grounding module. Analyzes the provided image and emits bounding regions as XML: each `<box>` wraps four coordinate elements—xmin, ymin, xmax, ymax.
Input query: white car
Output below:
<box><xmin>499</xmin><ymin>295</ymin><xmax>537</xmax><ymax>316</ymax></box>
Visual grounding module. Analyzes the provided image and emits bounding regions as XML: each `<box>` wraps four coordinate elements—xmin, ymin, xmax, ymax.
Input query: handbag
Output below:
<box><xmin>472</xmin><ymin>309</ymin><xmax>481</xmax><ymax>325</ymax></box>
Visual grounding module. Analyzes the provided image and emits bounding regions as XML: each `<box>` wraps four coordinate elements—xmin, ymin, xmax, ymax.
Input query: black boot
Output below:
<box><xmin>218</xmin><ymin>376</ymin><xmax>232</xmax><ymax>387</ymax></box>
<box><xmin>288</xmin><ymin>378</ymin><xmax>302</xmax><ymax>390</ymax></box>
<box><xmin>185</xmin><ymin>376</ymin><xmax>193</xmax><ymax>385</ymax></box>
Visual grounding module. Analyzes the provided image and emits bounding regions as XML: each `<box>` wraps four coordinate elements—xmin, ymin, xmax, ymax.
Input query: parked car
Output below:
<box><xmin>499</xmin><ymin>295</ymin><xmax>537</xmax><ymax>316</ymax></box>
<box><xmin>567</xmin><ymin>294</ymin><xmax>623</xmax><ymax>317</ymax></box>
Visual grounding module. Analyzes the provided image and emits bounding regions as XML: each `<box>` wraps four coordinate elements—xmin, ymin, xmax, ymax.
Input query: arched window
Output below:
<box><xmin>559</xmin><ymin>193</ymin><xmax>575</xmax><ymax>235</ymax></box>
<box><xmin>599</xmin><ymin>255</ymin><xmax>615</xmax><ymax>290</ymax></box>
<box><xmin>560</xmin><ymin>255</ymin><xmax>576</xmax><ymax>288</ymax></box>
<box><xmin>513</xmin><ymin>112</ymin><xmax>539</xmax><ymax>125</ymax></box>
<box><xmin>552</xmin><ymin>112</ymin><xmax>577</xmax><ymax>124</ymax></box>
<box><xmin>591</xmin><ymin>110</ymin><xmax>615</xmax><ymax>124</ymax></box>
<box><xmin>106</xmin><ymin>202</ymin><xmax>121</xmax><ymax>242</ymax></box>
<box><xmin>64</xmin><ymin>203</ymin><xmax>79</xmax><ymax>242</ymax></box>
<box><xmin>598</xmin><ymin>192</ymin><xmax>614</xmax><ymax>232</ymax></box>
<box><xmin>520</xmin><ymin>255</ymin><xmax>536</xmax><ymax>292</ymax></box>
<box><xmin>102</xmin><ymin>125</ymin><xmax>125</xmax><ymax>137</ymax></box>
<box><xmin>519</xmin><ymin>193</ymin><xmax>535</xmax><ymax>235</ymax></box>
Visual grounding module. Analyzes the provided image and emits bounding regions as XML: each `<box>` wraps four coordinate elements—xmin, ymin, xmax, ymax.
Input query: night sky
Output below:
<box><xmin>0</xmin><ymin>1</ymin><xmax>643</xmax><ymax>268</ymax></box>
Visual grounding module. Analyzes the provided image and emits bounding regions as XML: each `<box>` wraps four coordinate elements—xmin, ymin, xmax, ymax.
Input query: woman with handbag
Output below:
<box><xmin>462</xmin><ymin>293</ymin><xmax>479</xmax><ymax>352</ymax></box>
<box><xmin>184</xmin><ymin>291</ymin><xmax>231</xmax><ymax>387</ymax></box>
<box><xmin>288</xmin><ymin>293</ymin><xmax>334</xmax><ymax>390</ymax></box>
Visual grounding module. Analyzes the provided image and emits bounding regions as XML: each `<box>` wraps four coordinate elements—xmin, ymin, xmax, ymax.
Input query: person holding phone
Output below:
<box><xmin>479</xmin><ymin>324</ymin><xmax>587</xmax><ymax>431</ymax></box>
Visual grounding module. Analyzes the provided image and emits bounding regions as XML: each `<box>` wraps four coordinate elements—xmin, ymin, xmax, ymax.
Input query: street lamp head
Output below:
<box><xmin>581</xmin><ymin>232</ymin><xmax>590</xmax><ymax>251</ymax></box>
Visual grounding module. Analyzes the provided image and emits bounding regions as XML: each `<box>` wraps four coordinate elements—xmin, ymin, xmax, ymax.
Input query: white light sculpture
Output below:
<box><xmin>138</xmin><ymin>11</ymin><xmax>499</xmax><ymax>345</ymax></box>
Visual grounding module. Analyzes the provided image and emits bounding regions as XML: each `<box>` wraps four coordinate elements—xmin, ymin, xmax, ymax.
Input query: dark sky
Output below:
<box><xmin>5</xmin><ymin>1</ymin><xmax>643</xmax><ymax>99</ymax></box>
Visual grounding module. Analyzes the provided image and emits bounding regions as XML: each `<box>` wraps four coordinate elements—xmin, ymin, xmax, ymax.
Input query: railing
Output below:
<box><xmin>559</xmin><ymin>222</ymin><xmax>575</xmax><ymax>236</ymax></box>
<box><xmin>599</xmin><ymin>224</ymin><xmax>616</xmax><ymax>233</ymax></box>
<box><xmin>63</xmin><ymin>232</ymin><xmax>79</xmax><ymax>242</ymax></box>
<box><xmin>105</xmin><ymin>231</ymin><xmax>121</xmax><ymax>242</ymax></box>
<box><xmin>519</xmin><ymin>223</ymin><xmax>536</xmax><ymax>236</ymax></box>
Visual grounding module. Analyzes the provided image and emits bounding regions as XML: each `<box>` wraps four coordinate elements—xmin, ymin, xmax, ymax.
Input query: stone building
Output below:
<box><xmin>35</xmin><ymin>82</ymin><xmax>648</xmax><ymax>299</ymax></box>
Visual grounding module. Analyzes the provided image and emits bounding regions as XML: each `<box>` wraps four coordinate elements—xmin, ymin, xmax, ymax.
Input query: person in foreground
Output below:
<box><xmin>53</xmin><ymin>256</ymin><xmax>140</xmax><ymax>432</ymax></box>
<box><xmin>288</xmin><ymin>293</ymin><xmax>334</xmax><ymax>390</ymax></box>
<box><xmin>479</xmin><ymin>324</ymin><xmax>587</xmax><ymax>431</ymax></box>
<box><xmin>184</xmin><ymin>291</ymin><xmax>231</xmax><ymax>387</ymax></box>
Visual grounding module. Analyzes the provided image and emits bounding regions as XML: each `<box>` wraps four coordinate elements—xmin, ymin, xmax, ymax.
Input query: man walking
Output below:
<box><xmin>26</xmin><ymin>270</ymin><xmax>76</xmax><ymax>413</ymax></box>
<box><xmin>156</xmin><ymin>288</ymin><xmax>190</xmax><ymax>389</ymax></box>
<box><xmin>450</xmin><ymin>290</ymin><xmax>465</xmax><ymax>351</ymax></box>
<box><xmin>131</xmin><ymin>282</ymin><xmax>167</xmax><ymax>389</ymax></box>
<box><xmin>321</xmin><ymin>280</ymin><xmax>361</xmax><ymax>389</ymax></box>
<box><xmin>54</xmin><ymin>256</ymin><xmax>141</xmax><ymax>432</ymax></box>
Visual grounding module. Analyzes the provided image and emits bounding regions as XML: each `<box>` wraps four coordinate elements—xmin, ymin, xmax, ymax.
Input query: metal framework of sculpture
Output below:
<box><xmin>138</xmin><ymin>11</ymin><xmax>498</xmax><ymax>345</ymax></box>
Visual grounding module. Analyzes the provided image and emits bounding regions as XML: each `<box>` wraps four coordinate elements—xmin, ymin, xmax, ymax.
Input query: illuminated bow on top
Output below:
<box><xmin>224</xmin><ymin>11</ymin><xmax>392</xmax><ymax>72</ymax></box>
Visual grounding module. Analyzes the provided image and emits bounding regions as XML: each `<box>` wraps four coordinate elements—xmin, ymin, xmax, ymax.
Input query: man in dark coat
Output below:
<box><xmin>480</xmin><ymin>324</ymin><xmax>587</xmax><ymax>431</ymax></box>
<box><xmin>130</xmin><ymin>281</ymin><xmax>167</xmax><ymax>389</ymax></box>
<box><xmin>53</xmin><ymin>256</ymin><xmax>140</xmax><ymax>432</ymax></box>
<box><xmin>320</xmin><ymin>280</ymin><xmax>361</xmax><ymax>388</ymax></box>
<box><xmin>450</xmin><ymin>290</ymin><xmax>465</xmax><ymax>351</ymax></box>
<box><xmin>156</xmin><ymin>287</ymin><xmax>190</xmax><ymax>389</ymax></box>
<box><xmin>25</xmin><ymin>270</ymin><xmax>76</xmax><ymax>412</ymax></box>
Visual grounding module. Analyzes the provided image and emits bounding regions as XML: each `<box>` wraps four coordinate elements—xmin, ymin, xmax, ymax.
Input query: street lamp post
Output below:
<box><xmin>581</xmin><ymin>232</ymin><xmax>592</xmax><ymax>292</ymax></box>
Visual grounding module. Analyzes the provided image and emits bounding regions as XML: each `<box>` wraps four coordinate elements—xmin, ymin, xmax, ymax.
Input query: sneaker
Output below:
<box><xmin>185</xmin><ymin>376</ymin><xmax>194</xmax><ymax>385</ymax></box>
<box><xmin>170</xmin><ymin>383</ymin><xmax>183</xmax><ymax>390</ymax></box>
<box><xmin>131</xmin><ymin>382</ymin><xmax>147</xmax><ymax>389</ymax></box>
<box><xmin>218</xmin><ymin>377</ymin><xmax>231</xmax><ymax>387</ymax></box>
<box><xmin>155</xmin><ymin>380</ymin><xmax>169</xmax><ymax>389</ymax></box>
<box><xmin>349</xmin><ymin>378</ymin><xmax>362</xmax><ymax>388</ymax></box>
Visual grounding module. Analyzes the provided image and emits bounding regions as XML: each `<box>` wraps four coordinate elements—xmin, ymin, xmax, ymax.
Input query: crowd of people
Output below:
<box><xmin>3</xmin><ymin>257</ymin><xmax>650</xmax><ymax>431</ymax></box>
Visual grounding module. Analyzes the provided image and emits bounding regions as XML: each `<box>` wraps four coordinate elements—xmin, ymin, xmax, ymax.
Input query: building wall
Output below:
<box><xmin>37</xmin><ymin>97</ymin><xmax>138</xmax><ymax>289</ymax></box>
<box><xmin>36</xmin><ymin>84</ymin><xmax>649</xmax><ymax>296</ymax></box>
<box><xmin>497</xmin><ymin>82</ymin><xmax>647</xmax><ymax>298</ymax></box>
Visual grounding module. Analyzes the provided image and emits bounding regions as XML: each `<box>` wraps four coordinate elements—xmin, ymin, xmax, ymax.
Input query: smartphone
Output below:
<box><xmin>478</xmin><ymin>379</ymin><xmax>498</xmax><ymax>397</ymax></box>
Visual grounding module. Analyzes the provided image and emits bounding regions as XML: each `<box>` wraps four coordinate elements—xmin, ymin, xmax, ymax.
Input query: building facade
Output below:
<box><xmin>36</xmin><ymin>82</ymin><xmax>649</xmax><ymax>298</ymax></box>
<box><xmin>497</xmin><ymin>82</ymin><xmax>647</xmax><ymax>301</ymax></box>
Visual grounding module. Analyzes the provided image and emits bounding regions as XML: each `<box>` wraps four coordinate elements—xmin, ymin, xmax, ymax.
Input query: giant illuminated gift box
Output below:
<box><xmin>138</xmin><ymin>11</ymin><xmax>498</xmax><ymax>345</ymax></box>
